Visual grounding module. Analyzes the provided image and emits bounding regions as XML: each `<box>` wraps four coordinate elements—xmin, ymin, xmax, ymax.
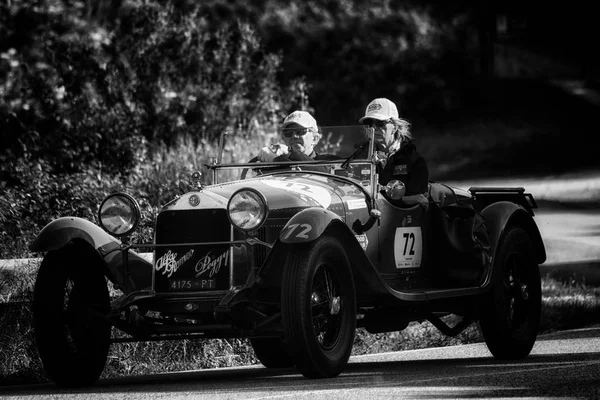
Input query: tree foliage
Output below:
<box><xmin>0</xmin><ymin>0</ymin><xmax>310</xmax><ymax>257</ymax></box>
<box><xmin>194</xmin><ymin>0</ymin><xmax>482</xmax><ymax>124</ymax></box>
<box><xmin>0</xmin><ymin>0</ymin><xmax>308</xmax><ymax>176</ymax></box>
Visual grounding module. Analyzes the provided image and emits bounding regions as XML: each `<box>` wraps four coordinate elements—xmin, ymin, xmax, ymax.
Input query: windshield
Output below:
<box><xmin>314</xmin><ymin>125</ymin><xmax>371</xmax><ymax>159</ymax></box>
<box><xmin>209</xmin><ymin>125</ymin><xmax>375</xmax><ymax>184</ymax></box>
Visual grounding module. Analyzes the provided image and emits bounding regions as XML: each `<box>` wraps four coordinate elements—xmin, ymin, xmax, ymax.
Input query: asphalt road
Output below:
<box><xmin>534</xmin><ymin>204</ymin><xmax>600</xmax><ymax>285</ymax></box>
<box><xmin>1</xmin><ymin>327</ymin><xmax>599</xmax><ymax>399</ymax></box>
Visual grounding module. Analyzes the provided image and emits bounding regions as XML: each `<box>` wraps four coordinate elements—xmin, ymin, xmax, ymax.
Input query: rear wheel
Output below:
<box><xmin>249</xmin><ymin>337</ymin><xmax>294</xmax><ymax>368</ymax></box>
<box><xmin>281</xmin><ymin>236</ymin><xmax>356</xmax><ymax>378</ymax></box>
<box><xmin>479</xmin><ymin>226</ymin><xmax>541</xmax><ymax>359</ymax></box>
<box><xmin>33</xmin><ymin>244</ymin><xmax>111</xmax><ymax>387</ymax></box>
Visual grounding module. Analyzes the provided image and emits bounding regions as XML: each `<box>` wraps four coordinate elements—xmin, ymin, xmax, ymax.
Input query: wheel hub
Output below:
<box><xmin>520</xmin><ymin>284</ymin><xmax>529</xmax><ymax>300</ymax></box>
<box><xmin>330</xmin><ymin>296</ymin><xmax>341</xmax><ymax>315</ymax></box>
<box><xmin>311</xmin><ymin>292</ymin><xmax>321</xmax><ymax>305</ymax></box>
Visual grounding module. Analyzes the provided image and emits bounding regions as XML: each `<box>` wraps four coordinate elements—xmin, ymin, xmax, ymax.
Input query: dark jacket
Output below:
<box><xmin>378</xmin><ymin>141</ymin><xmax>429</xmax><ymax>197</ymax></box>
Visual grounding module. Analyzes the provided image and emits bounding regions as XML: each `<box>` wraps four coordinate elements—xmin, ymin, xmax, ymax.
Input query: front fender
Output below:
<box><xmin>482</xmin><ymin>201</ymin><xmax>546</xmax><ymax>265</ymax></box>
<box><xmin>30</xmin><ymin>216</ymin><xmax>120</xmax><ymax>254</ymax></box>
<box><xmin>30</xmin><ymin>216</ymin><xmax>153</xmax><ymax>292</ymax></box>
<box><xmin>279</xmin><ymin>208</ymin><xmax>343</xmax><ymax>243</ymax></box>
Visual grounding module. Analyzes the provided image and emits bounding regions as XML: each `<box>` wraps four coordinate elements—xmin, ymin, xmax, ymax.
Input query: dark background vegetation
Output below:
<box><xmin>1</xmin><ymin>0</ymin><xmax>599</xmax><ymax>258</ymax></box>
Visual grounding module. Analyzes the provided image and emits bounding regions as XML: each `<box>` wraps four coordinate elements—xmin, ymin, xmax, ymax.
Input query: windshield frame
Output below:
<box><xmin>207</xmin><ymin>125</ymin><xmax>378</xmax><ymax>207</ymax></box>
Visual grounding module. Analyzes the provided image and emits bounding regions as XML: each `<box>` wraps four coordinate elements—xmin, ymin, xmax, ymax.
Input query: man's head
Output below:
<box><xmin>282</xmin><ymin>111</ymin><xmax>321</xmax><ymax>156</ymax></box>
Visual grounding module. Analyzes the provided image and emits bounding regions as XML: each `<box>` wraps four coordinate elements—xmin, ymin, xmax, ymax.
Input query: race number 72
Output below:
<box><xmin>394</xmin><ymin>227</ymin><xmax>423</xmax><ymax>269</ymax></box>
<box><xmin>282</xmin><ymin>223</ymin><xmax>313</xmax><ymax>240</ymax></box>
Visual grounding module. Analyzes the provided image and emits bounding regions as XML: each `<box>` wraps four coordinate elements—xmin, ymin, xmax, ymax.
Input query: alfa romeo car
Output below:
<box><xmin>29</xmin><ymin>125</ymin><xmax>546</xmax><ymax>387</ymax></box>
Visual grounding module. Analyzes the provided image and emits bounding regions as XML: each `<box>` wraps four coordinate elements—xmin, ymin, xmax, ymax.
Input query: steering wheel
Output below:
<box><xmin>240</xmin><ymin>156</ymin><xmax>261</xmax><ymax>180</ymax></box>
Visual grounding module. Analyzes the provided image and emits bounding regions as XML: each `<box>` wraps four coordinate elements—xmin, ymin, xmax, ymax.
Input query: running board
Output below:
<box><xmin>386</xmin><ymin>285</ymin><xmax>486</xmax><ymax>302</ymax></box>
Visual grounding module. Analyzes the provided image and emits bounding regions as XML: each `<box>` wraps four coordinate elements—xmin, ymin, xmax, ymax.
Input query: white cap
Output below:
<box><xmin>282</xmin><ymin>111</ymin><xmax>318</xmax><ymax>130</ymax></box>
<box><xmin>358</xmin><ymin>98</ymin><xmax>399</xmax><ymax>123</ymax></box>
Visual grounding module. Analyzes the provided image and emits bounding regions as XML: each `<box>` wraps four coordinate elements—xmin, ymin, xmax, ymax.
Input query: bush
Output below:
<box><xmin>0</xmin><ymin>0</ymin><xmax>311</xmax><ymax>177</ymax></box>
<box><xmin>0</xmin><ymin>157</ymin><xmax>123</xmax><ymax>258</ymax></box>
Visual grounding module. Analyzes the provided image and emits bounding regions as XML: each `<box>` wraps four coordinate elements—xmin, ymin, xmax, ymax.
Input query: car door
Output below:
<box><xmin>375</xmin><ymin>195</ymin><xmax>434</xmax><ymax>289</ymax></box>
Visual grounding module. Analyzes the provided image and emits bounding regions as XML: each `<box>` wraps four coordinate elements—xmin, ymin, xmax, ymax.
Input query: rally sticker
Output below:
<box><xmin>393</xmin><ymin>227</ymin><xmax>422</xmax><ymax>269</ymax></box>
<box><xmin>346</xmin><ymin>199</ymin><xmax>366</xmax><ymax>210</ymax></box>
<box><xmin>264</xmin><ymin>180</ymin><xmax>332</xmax><ymax>208</ymax></box>
<box><xmin>393</xmin><ymin>164</ymin><xmax>408</xmax><ymax>175</ymax></box>
<box><xmin>354</xmin><ymin>234</ymin><xmax>369</xmax><ymax>251</ymax></box>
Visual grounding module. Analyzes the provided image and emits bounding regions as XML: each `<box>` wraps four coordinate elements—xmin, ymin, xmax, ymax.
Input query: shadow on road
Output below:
<box><xmin>1</xmin><ymin>350</ymin><xmax>599</xmax><ymax>399</ymax></box>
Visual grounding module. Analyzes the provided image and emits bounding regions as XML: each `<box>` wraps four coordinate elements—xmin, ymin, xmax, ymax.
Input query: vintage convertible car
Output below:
<box><xmin>29</xmin><ymin>125</ymin><xmax>546</xmax><ymax>387</ymax></box>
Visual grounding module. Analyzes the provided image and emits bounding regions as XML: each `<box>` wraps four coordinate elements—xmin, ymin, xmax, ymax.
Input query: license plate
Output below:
<box><xmin>169</xmin><ymin>279</ymin><xmax>216</xmax><ymax>291</ymax></box>
<box><xmin>154</xmin><ymin>245</ymin><xmax>230</xmax><ymax>292</ymax></box>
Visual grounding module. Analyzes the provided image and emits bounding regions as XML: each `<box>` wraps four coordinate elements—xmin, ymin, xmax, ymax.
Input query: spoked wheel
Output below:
<box><xmin>281</xmin><ymin>236</ymin><xmax>356</xmax><ymax>378</ymax></box>
<box><xmin>33</xmin><ymin>245</ymin><xmax>111</xmax><ymax>387</ymax></box>
<box><xmin>479</xmin><ymin>226</ymin><xmax>541</xmax><ymax>359</ymax></box>
<box><xmin>240</xmin><ymin>156</ymin><xmax>261</xmax><ymax>180</ymax></box>
<box><xmin>249</xmin><ymin>337</ymin><xmax>295</xmax><ymax>368</ymax></box>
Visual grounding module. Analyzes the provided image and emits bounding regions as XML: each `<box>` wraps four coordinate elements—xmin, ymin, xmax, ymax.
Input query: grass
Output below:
<box><xmin>539</xmin><ymin>278</ymin><xmax>600</xmax><ymax>332</ymax></box>
<box><xmin>1</xmin><ymin>263</ymin><xmax>600</xmax><ymax>387</ymax></box>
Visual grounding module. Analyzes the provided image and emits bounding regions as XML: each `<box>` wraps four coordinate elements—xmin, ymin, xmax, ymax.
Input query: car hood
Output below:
<box><xmin>161</xmin><ymin>173</ymin><xmax>362</xmax><ymax>216</ymax></box>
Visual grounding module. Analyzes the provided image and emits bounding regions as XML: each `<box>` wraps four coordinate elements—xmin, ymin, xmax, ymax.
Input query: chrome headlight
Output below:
<box><xmin>227</xmin><ymin>189</ymin><xmax>268</xmax><ymax>232</ymax></box>
<box><xmin>98</xmin><ymin>193</ymin><xmax>141</xmax><ymax>237</ymax></box>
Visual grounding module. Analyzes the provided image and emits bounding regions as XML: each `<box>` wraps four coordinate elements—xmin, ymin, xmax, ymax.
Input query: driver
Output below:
<box><xmin>256</xmin><ymin>110</ymin><xmax>337</xmax><ymax>172</ymax></box>
<box><xmin>359</xmin><ymin>98</ymin><xmax>430</xmax><ymax>210</ymax></box>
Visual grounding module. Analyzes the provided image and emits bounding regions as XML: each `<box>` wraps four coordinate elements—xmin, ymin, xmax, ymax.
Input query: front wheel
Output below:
<box><xmin>281</xmin><ymin>236</ymin><xmax>356</xmax><ymax>378</ymax></box>
<box><xmin>479</xmin><ymin>226</ymin><xmax>541</xmax><ymax>359</ymax></box>
<box><xmin>33</xmin><ymin>245</ymin><xmax>111</xmax><ymax>387</ymax></box>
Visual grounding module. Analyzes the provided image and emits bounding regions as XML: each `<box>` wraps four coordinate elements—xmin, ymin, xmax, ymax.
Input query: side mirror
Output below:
<box><xmin>384</xmin><ymin>180</ymin><xmax>405</xmax><ymax>200</ymax></box>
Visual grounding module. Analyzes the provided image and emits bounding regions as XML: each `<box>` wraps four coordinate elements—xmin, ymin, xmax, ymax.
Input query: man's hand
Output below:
<box><xmin>257</xmin><ymin>144</ymin><xmax>290</xmax><ymax>162</ymax></box>
<box><xmin>290</xmin><ymin>142</ymin><xmax>305</xmax><ymax>154</ymax></box>
<box><xmin>373</xmin><ymin>151</ymin><xmax>387</xmax><ymax>163</ymax></box>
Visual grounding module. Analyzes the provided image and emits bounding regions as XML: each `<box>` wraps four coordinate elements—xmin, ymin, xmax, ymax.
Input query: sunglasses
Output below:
<box><xmin>282</xmin><ymin>127</ymin><xmax>311</xmax><ymax>138</ymax></box>
<box><xmin>365</xmin><ymin>120</ymin><xmax>391</xmax><ymax>129</ymax></box>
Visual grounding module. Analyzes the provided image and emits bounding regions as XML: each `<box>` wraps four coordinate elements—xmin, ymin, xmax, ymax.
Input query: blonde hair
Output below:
<box><xmin>388</xmin><ymin>117</ymin><xmax>412</xmax><ymax>154</ymax></box>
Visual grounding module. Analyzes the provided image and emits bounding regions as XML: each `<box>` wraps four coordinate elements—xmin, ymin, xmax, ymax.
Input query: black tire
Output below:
<box><xmin>479</xmin><ymin>226</ymin><xmax>541</xmax><ymax>359</ymax></box>
<box><xmin>281</xmin><ymin>236</ymin><xmax>356</xmax><ymax>378</ymax></box>
<box><xmin>33</xmin><ymin>245</ymin><xmax>111</xmax><ymax>387</ymax></box>
<box><xmin>249</xmin><ymin>337</ymin><xmax>295</xmax><ymax>368</ymax></box>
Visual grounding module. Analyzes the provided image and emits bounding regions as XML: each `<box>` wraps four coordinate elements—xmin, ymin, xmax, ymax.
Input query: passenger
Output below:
<box><xmin>256</xmin><ymin>110</ymin><xmax>337</xmax><ymax>172</ymax></box>
<box><xmin>359</xmin><ymin>98</ymin><xmax>430</xmax><ymax>210</ymax></box>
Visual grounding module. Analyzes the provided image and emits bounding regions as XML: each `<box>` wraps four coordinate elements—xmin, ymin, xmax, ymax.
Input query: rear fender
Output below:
<box><xmin>482</xmin><ymin>201</ymin><xmax>546</xmax><ymax>266</ymax></box>
<box><xmin>30</xmin><ymin>217</ymin><xmax>152</xmax><ymax>292</ymax></box>
<box><xmin>279</xmin><ymin>208</ymin><xmax>343</xmax><ymax>243</ymax></box>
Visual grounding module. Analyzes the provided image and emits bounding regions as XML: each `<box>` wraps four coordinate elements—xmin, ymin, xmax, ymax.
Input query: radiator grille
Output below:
<box><xmin>154</xmin><ymin>209</ymin><xmax>231</xmax><ymax>292</ymax></box>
